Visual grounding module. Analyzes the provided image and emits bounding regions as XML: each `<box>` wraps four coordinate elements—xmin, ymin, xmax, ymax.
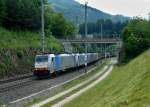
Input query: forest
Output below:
<box><xmin>79</xmin><ymin>19</ymin><xmax>127</xmax><ymax>37</ymax></box>
<box><xmin>0</xmin><ymin>0</ymin><xmax>75</xmax><ymax>39</ymax></box>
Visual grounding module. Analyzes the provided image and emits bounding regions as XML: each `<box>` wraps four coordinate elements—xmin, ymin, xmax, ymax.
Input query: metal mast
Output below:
<box><xmin>101</xmin><ymin>24</ymin><xmax>103</xmax><ymax>39</ymax></box>
<box><xmin>85</xmin><ymin>2</ymin><xmax>88</xmax><ymax>73</ymax></box>
<box><xmin>100</xmin><ymin>23</ymin><xmax>103</xmax><ymax>56</ymax></box>
<box><xmin>85</xmin><ymin>2</ymin><xmax>88</xmax><ymax>39</ymax></box>
<box><xmin>41</xmin><ymin>0</ymin><xmax>45</xmax><ymax>53</ymax></box>
<box><xmin>149</xmin><ymin>13</ymin><xmax>150</xmax><ymax>21</ymax></box>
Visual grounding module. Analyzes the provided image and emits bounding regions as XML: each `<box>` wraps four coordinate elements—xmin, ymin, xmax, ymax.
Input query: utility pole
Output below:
<box><xmin>101</xmin><ymin>24</ymin><xmax>103</xmax><ymax>39</ymax></box>
<box><xmin>41</xmin><ymin>0</ymin><xmax>45</xmax><ymax>53</ymax></box>
<box><xmin>149</xmin><ymin>12</ymin><xmax>150</xmax><ymax>21</ymax></box>
<box><xmin>85</xmin><ymin>2</ymin><xmax>88</xmax><ymax>73</ymax></box>
<box><xmin>100</xmin><ymin>23</ymin><xmax>103</xmax><ymax>58</ymax></box>
<box><xmin>75</xmin><ymin>16</ymin><xmax>79</xmax><ymax>39</ymax></box>
<box><xmin>85</xmin><ymin>2</ymin><xmax>88</xmax><ymax>39</ymax></box>
<box><xmin>104</xmin><ymin>41</ymin><xmax>107</xmax><ymax>59</ymax></box>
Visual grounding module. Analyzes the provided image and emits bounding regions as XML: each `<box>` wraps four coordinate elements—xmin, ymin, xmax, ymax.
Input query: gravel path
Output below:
<box><xmin>52</xmin><ymin>66</ymin><xmax>114</xmax><ymax>107</ymax></box>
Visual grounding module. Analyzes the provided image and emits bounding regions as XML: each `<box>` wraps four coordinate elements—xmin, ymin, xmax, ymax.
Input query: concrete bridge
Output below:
<box><xmin>60</xmin><ymin>38</ymin><xmax>122</xmax><ymax>44</ymax></box>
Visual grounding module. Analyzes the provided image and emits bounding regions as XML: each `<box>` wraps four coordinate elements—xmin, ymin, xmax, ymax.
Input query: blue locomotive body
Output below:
<box><xmin>34</xmin><ymin>53</ymin><xmax>99</xmax><ymax>77</ymax></box>
<box><xmin>54</xmin><ymin>55</ymin><xmax>61</xmax><ymax>72</ymax></box>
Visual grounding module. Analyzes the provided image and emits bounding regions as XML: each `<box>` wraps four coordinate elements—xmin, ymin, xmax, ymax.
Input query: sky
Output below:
<box><xmin>75</xmin><ymin>0</ymin><xmax>150</xmax><ymax>19</ymax></box>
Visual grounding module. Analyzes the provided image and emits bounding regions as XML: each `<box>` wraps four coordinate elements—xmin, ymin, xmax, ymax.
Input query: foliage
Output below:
<box><xmin>49</xmin><ymin>13</ymin><xmax>75</xmax><ymax>38</ymax></box>
<box><xmin>0</xmin><ymin>0</ymin><xmax>6</xmax><ymax>25</ymax></box>
<box><xmin>0</xmin><ymin>27</ymin><xmax>63</xmax><ymax>53</ymax></box>
<box><xmin>122</xmin><ymin>17</ymin><xmax>150</xmax><ymax>61</ymax></box>
<box><xmin>79</xmin><ymin>19</ymin><xmax>127</xmax><ymax>37</ymax></box>
<box><xmin>0</xmin><ymin>26</ymin><xmax>64</xmax><ymax>79</ymax></box>
<box><xmin>3</xmin><ymin>0</ymin><xmax>41</xmax><ymax>30</ymax></box>
<box><xmin>44</xmin><ymin>5</ymin><xmax>75</xmax><ymax>38</ymax></box>
<box><xmin>0</xmin><ymin>0</ymin><xmax>75</xmax><ymax>38</ymax></box>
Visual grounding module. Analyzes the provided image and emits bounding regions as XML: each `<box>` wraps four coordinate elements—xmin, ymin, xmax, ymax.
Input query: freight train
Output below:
<box><xmin>34</xmin><ymin>53</ymin><xmax>99</xmax><ymax>77</ymax></box>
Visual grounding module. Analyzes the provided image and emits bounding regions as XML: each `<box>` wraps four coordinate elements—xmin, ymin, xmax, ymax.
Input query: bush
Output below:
<box><xmin>122</xmin><ymin>17</ymin><xmax>150</xmax><ymax>61</ymax></box>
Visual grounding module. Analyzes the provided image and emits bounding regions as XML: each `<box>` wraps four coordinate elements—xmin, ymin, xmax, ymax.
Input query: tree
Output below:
<box><xmin>79</xmin><ymin>19</ymin><xmax>127</xmax><ymax>38</ymax></box>
<box><xmin>0</xmin><ymin>0</ymin><xmax>6</xmax><ymax>25</ymax></box>
<box><xmin>50</xmin><ymin>13</ymin><xmax>75</xmax><ymax>38</ymax></box>
<box><xmin>0</xmin><ymin>0</ymin><xmax>75</xmax><ymax>38</ymax></box>
<box><xmin>4</xmin><ymin>0</ymin><xmax>41</xmax><ymax>30</ymax></box>
<box><xmin>122</xmin><ymin>17</ymin><xmax>150</xmax><ymax>61</ymax></box>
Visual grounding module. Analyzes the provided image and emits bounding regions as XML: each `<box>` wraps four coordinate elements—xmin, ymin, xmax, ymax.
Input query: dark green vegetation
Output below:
<box><xmin>64</xmin><ymin>49</ymin><xmax>150</xmax><ymax>107</ymax></box>
<box><xmin>0</xmin><ymin>27</ymin><xmax>63</xmax><ymax>79</ymax></box>
<box><xmin>122</xmin><ymin>18</ymin><xmax>150</xmax><ymax>62</ymax></box>
<box><xmin>0</xmin><ymin>0</ymin><xmax>76</xmax><ymax>79</ymax></box>
<box><xmin>0</xmin><ymin>0</ymin><xmax>75</xmax><ymax>38</ymax></box>
<box><xmin>79</xmin><ymin>19</ymin><xmax>127</xmax><ymax>36</ymax></box>
<box><xmin>48</xmin><ymin>0</ymin><xmax>130</xmax><ymax>24</ymax></box>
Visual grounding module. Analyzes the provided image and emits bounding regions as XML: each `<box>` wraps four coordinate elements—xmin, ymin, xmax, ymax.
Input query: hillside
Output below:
<box><xmin>0</xmin><ymin>27</ymin><xmax>63</xmax><ymax>79</ymax></box>
<box><xmin>64</xmin><ymin>49</ymin><xmax>150</xmax><ymax>107</ymax></box>
<box><xmin>48</xmin><ymin>0</ymin><xmax>130</xmax><ymax>24</ymax></box>
<box><xmin>0</xmin><ymin>27</ymin><xmax>62</xmax><ymax>50</ymax></box>
<box><xmin>0</xmin><ymin>0</ymin><xmax>75</xmax><ymax>79</ymax></box>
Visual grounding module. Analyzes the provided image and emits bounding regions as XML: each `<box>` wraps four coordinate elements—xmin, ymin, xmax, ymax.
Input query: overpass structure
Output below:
<box><xmin>60</xmin><ymin>38</ymin><xmax>122</xmax><ymax>45</ymax></box>
<box><xmin>59</xmin><ymin>38</ymin><xmax>123</xmax><ymax>63</ymax></box>
<box><xmin>59</xmin><ymin>38</ymin><xmax>123</xmax><ymax>52</ymax></box>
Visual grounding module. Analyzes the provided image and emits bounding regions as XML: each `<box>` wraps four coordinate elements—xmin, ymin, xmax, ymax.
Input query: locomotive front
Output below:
<box><xmin>34</xmin><ymin>55</ymin><xmax>50</xmax><ymax>77</ymax></box>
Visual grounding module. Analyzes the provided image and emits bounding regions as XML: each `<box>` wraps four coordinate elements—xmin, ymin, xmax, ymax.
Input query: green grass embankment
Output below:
<box><xmin>0</xmin><ymin>27</ymin><xmax>63</xmax><ymax>49</ymax></box>
<box><xmin>0</xmin><ymin>27</ymin><xmax>63</xmax><ymax>79</ymax></box>
<box><xmin>64</xmin><ymin>49</ymin><xmax>150</xmax><ymax>107</ymax></box>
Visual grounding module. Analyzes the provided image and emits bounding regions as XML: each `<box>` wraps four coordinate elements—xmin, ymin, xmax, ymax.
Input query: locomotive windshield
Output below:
<box><xmin>35</xmin><ymin>56</ymin><xmax>48</xmax><ymax>63</ymax></box>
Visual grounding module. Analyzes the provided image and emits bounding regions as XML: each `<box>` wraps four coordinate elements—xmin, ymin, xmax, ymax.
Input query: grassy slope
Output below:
<box><xmin>64</xmin><ymin>49</ymin><xmax>150</xmax><ymax>107</ymax></box>
<box><xmin>0</xmin><ymin>27</ymin><xmax>63</xmax><ymax>50</ymax></box>
<box><xmin>0</xmin><ymin>27</ymin><xmax>63</xmax><ymax>79</ymax></box>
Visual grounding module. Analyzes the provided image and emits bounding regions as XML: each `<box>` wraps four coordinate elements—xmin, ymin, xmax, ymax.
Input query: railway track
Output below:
<box><xmin>0</xmin><ymin>73</ymin><xmax>33</xmax><ymax>85</ymax></box>
<box><xmin>0</xmin><ymin>76</ymin><xmax>35</xmax><ymax>93</ymax></box>
<box><xmin>0</xmin><ymin>61</ymin><xmax>101</xmax><ymax>105</ymax></box>
<box><xmin>0</xmin><ymin>61</ymin><xmax>100</xmax><ymax>94</ymax></box>
<box><xmin>0</xmin><ymin>66</ymin><xmax>91</xmax><ymax>94</ymax></box>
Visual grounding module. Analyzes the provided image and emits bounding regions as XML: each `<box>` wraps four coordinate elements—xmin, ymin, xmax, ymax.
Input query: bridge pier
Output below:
<box><xmin>117</xmin><ymin>48</ymin><xmax>124</xmax><ymax>64</ymax></box>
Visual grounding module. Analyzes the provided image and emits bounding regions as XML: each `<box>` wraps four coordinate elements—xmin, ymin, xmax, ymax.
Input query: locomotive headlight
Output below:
<box><xmin>34</xmin><ymin>68</ymin><xmax>37</xmax><ymax>71</ymax></box>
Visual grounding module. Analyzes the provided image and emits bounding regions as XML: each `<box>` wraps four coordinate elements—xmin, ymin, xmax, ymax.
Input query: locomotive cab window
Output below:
<box><xmin>35</xmin><ymin>56</ymin><xmax>48</xmax><ymax>63</ymax></box>
<box><xmin>51</xmin><ymin>57</ymin><xmax>54</xmax><ymax>62</ymax></box>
